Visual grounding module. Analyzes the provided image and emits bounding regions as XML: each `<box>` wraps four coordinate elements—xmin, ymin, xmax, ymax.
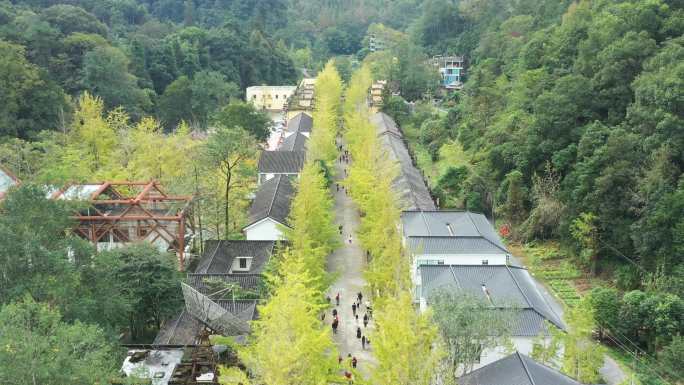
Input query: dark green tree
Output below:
<box><xmin>82</xmin><ymin>45</ymin><xmax>151</xmax><ymax>117</ymax></box>
<box><xmin>108</xmin><ymin>244</ymin><xmax>183</xmax><ymax>341</ymax></box>
<box><xmin>0</xmin><ymin>296</ymin><xmax>118</xmax><ymax>385</ymax></box>
<box><xmin>0</xmin><ymin>40</ymin><xmax>69</xmax><ymax>138</ymax></box>
<box><xmin>212</xmin><ymin>101</ymin><xmax>271</xmax><ymax>142</ymax></box>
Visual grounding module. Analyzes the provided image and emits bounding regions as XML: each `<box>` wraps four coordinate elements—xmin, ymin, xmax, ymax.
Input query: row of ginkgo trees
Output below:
<box><xmin>234</xmin><ymin>61</ymin><xmax>345</xmax><ymax>385</ymax></box>
<box><xmin>342</xmin><ymin>65</ymin><xmax>443</xmax><ymax>385</ymax></box>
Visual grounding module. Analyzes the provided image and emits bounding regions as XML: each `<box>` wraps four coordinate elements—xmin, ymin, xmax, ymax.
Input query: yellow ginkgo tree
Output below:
<box><xmin>241</xmin><ymin>253</ymin><xmax>338</xmax><ymax>385</ymax></box>
<box><xmin>309</xmin><ymin>60</ymin><xmax>343</xmax><ymax>169</ymax></box>
<box><xmin>342</xmin><ymin>65</ymin><xmax>442</xmax><ymax>385</ymax></box>
<box><xmin>283</xmin><ymin>161</ymin><xmax>340</xmax><ymax>292</ymax></box>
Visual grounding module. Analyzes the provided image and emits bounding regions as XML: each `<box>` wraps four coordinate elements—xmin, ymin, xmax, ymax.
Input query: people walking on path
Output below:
<box><xmin>348</xmin><ymin>234</ymin><xmax>352</xmax><ymax>244</ymax></box>
<box><xmin>336</xmin><ymin>292</ymin><xmax>340</xmax><ymax>305</ymax></box>
<box><xmin>332</xmin><ymin>308</ymin><xmax>338</xmax><ymax>317</ymax></box>
<box><xmin>352</xmin><ymin>356</ymin><xmax>358</xmax><ymax>369</ymax></box>
<box><xmin>339</xmin><ymin>224</ymin><xmax>343</xmax><ymax>234</ymax></box>
<box><xmin>344</xmin><ymin>371</ymin><xmax>353</xmax><ymax>384</ymax></box>
<box><xmin>352</xmin><ymin>303</ymin><xmax>356</xmax><ymax>316</ymax></box>
<box><xmin>356</xmin><ymin>326</ymin><xmax>362</xmax><ymax>339</ymax></box>
<box><xmin>355</xmin><ymin>314</ymin><xmax>359</xmax><ymax>323</ymax></box>
<box><xmin>362</xmin><ymin>335</ymin><xmax>366</xmax><ymax>349</ymax></box>
<box><xmin>363</xmin><ymin>313</ymin><xmax>369</xmax><ymax>328</ymax></box>
<box><xmin>332</xmin><ymin>319</ymin><xmax>339</xmax><ymax>334</ymax></box>
<box><xmin>357</xmin><ymin>292</ymin><xmax>363</xmax><ymax>303</ymax></box>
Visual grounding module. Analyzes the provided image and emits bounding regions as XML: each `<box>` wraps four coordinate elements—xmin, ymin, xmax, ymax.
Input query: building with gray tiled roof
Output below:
<box><xmin>195</xmin><ymin>240</ymin><xmax>275</xmax><ymax>275</ymax></box>
<box><xmin>401</xmin><ymin>210</ymin><xmax>513</xmax><ymax>290</ymax></box>
<box><xmin>186</xmin><ymin>240</ymin><xmax>278</xmax><ymax>297</ymax></box>
<box><xmin>459</xmin><ymin>351</ymin><xmax>585</xmax><ymax>385</ymax></box>
<box><xmin>370</xmin><ymin>112</ymin><xmax>436</xmax><ymax>211</ymax></box>
<box><xmin>284</xmin><ymin>112</ymin><xmax>313</xmax><ymax>137</ymax></box>
<box><xmin>257</xmin><ymin>150</ymin><xmax>306</xmax><ymax>185</ymax></box>
<box><xmin>419</xmin><ymin>264</ymin><xmax>565</xmax><ymax>370</ymax></box>
<box><xmin>244</xmin><ymin>175</ymin><xmax>294</xmax><ymax>240</ymax></box>
<box><xmin>278</xmin><ymin>131</ymin><xmax>308</xmax><ymax>152</ymax></box>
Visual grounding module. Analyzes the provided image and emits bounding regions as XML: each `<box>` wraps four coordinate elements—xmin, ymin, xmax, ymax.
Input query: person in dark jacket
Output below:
<box><xmin>356</xmin><ymin>326</ymin><xmax>362</xmax><ymax>339</ymax></box>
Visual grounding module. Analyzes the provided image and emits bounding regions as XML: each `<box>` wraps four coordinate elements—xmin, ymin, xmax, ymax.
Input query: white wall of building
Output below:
<box><xmin>411</xmin><ymin>252</ymin><xmax>509</xmax><ymax>286</ymax></box>
<box><xmin>282</xmin><ymin>130</ymin><xmax>310</xmax><ymax>139</ymax></box>
<box><xmin>257</xmin><ymin>172</ymin><xmax>299</xmax><ymax>185</ymax></box>
<box><xmin>477</xmin><ymin>337</ymin><xmax>537</xmax><ymax>369</ymax></box>
<box><xmin>244</xmin><ymin>218</ymin><xmax>286</xmax><ymax>241</ymax></box>
<box><xmin>246</xmin><ymin>86</ymin><xmax>296</xmax><ymax>111</ymax></box>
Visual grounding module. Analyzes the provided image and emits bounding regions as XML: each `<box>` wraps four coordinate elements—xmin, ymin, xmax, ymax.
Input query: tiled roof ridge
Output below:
<box><xmin>408</xmin><ymin>234</ymin><xmax>503</xmax><ymax>239</ymax></box>
<box><xmin>517</xmin><ymin>351</ymin><xmax>538</xmax><ymax>385</ymax></box>
<box><xmin>468</xmin><ymin>212</ymin><xmax>509</xmax><ymax>253</ymax></box>
<box><xmin>266</xmin><ymin>175</ymin><xmax>283</xmax><ymax>221</ymax></box>
<box><xmin>420</xmin><ymin>211</ymin><xmax>432</xmax><ymax>235</ymax></box>
<box><xmin>506</xmin><ymin>265</ymin><xmax>565</xmax><ymax>330</ymax></box>
<box><xmin>505</xmin><ymin>264</ymin><xmax>533</xmax><ymax>309</ymax></box>
<box><xmin>204</xmin><ymin>240</ymin><xmax>224</xmax><ymax>273</ymax></box>
<box><xmin>520</xmin><ymin>353</ymin><xmax>585</xmax><ymax>384</ymax></box>
<box><xmin>465</xmin><ymin>211</ymin><xmax>481</xmax><ymax>236</ymax></box>
<box><xmin>448</xmin><ymin>265</ymin><xmax>462</xmax><ymax>289</ymax></box>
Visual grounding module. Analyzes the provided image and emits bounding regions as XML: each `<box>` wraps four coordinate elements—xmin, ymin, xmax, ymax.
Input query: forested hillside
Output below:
<box><xmin>0</xmin><ymin>0</ymin><xmax>298</xmax><ymax>138</ymax></box>
<box><xmin>400</xmin><ymin>0</ymin><xmax>684</xmax><ymax>283</ymax></box>
<box><xmin>0</xmin><ymin>0</ymin><xmax>682</xmax><ymax>384</ymax></box>
<box><xmin>377</xmin><ymin>1</ymin><xmax>683</xmax><ymax>383</ymax></box>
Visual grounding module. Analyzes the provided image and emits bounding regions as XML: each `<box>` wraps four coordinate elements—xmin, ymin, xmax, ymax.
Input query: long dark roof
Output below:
<box><xmin>459</xmin><ymin>352</ymin><xmax>584</xmax><ymax>385</ymax></box>
<box><xmin>402</xmin><ymin>211</ymin><xmax>508</xmax><ymax>254</ymax></box>
<box><xmin>286</xmin><ymin>112</ymin><xmax>313</xmax><ymax>134</ymax></box>
<box><xmin>420</xmin><ymin>265</ymin><xmax>564</xmax><ymax>335</ymax></box>
<box><xmin>153</xmin><ymin>300</ymin><xmax>258</xmax><ymax>346</ymax></box>
<box><xmin>278</xmin><ymin>132</ymin><xmax>308</xmax><ymax>151</ymax></box>
<box><xmin>246</xmin><ymin>175</ymin><xmax>294</xmax><ymax>227</ymax></box>
<box><xmin>371</xmin><ymin>112</ymin><xmax>436</xmax><ymax>211</ymax></box>
<box><xmin>195</xmin><ymin>240</ymin><xmax>275</xmax><ymax>274</ymax></box>
<box><xmin>258</xmin><ymin>151</ymin><xmax>306</xmax><ymax>173</ymax></box>
<box><xmin>371</xmin><ymin>112</ymin><xmax>403</xmax><ymax>137</ymax></box>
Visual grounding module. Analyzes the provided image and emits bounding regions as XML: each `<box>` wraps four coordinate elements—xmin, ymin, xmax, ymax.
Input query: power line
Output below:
<box><xmin>601</xmin><ymin>331</ymin><xmax>672</xmax><ymax>385</ymax></box>
<box><xmin>597</xmin><ymin>237</ymin><xmax>646</xmax><ymax>273</ymax></box>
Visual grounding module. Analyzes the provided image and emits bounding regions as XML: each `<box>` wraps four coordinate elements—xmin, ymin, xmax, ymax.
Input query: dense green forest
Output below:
<box><xmin>377</xmin><ymin>0</ymin><xmax>683</xmax><ymax>383</ymax></box>
<box><xmin>0</xmin><ymin>0</ymin><xmax>682</xmax><ymax>384</ymax></box>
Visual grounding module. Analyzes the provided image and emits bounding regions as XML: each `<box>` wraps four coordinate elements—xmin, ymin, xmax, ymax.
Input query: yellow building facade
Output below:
<box><xmin>246</xmin><ymin>85</ymin><xmax>297</xmax><ymax>111</ymax></box>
